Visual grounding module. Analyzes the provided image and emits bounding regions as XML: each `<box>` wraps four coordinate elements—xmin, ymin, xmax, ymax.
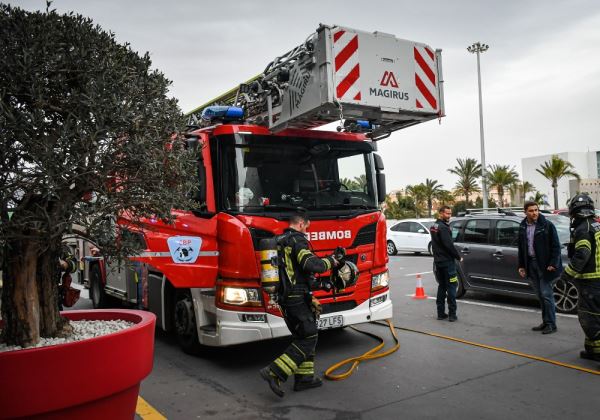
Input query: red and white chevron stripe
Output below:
<box><xmin>414</xmin><ymin>46</ymin><xmax>437</xmax><ymax>110</ymax></box>
<box><xmin>333</xmin><ymin>29</ymin><xmax>362</xmax><ymax>102</ymax></box>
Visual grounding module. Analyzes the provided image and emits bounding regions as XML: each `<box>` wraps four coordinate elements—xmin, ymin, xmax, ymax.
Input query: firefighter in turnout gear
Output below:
<box><xmin>260</xmin><ymin>213</ymin><xmax>342</xmax><ymax>397</ymax></box>
<box><xmin>560</xmin><ymin>194</ymin><xmax>600</xmax><ymax>365</ymax></box>
<box><xmin>430</xmin><ymin>206</ymin><xmax>463</xmax><ymax>322</ymax></box>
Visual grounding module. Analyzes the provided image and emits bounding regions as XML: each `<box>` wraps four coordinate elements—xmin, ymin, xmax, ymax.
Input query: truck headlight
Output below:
<box><xmin>222</xmin><ymin>287</ymin><xmax>262</xmax><ymax>307</ymax></box>
<box><xmin>371</xmin><ymin>271</ymin><xmax>389</xmax><ymax>291</ymax></box>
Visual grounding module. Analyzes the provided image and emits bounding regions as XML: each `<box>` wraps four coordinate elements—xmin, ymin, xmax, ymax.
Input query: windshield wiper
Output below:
<box><xmin>262</xmin><ymin>204</ymin><xmax>307</xmax><ymax>211</ymax></box>
<box><xmin>310</xmin><ymin>204</ymin><xmax>372</xmax><ymax>210</ymax></box>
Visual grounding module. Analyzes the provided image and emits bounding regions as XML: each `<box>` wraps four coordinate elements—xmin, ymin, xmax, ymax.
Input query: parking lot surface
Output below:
<box><xmin>121</xmin><ymin>254</ymin><xmax>597</xmax><ymax>419</ymax></box>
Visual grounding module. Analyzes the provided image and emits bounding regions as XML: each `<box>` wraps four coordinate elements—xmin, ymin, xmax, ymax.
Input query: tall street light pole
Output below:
<box><xmin>467</xmin><ymin>42</ymin><xmax>489</xmax><ymax>209</ymax></box>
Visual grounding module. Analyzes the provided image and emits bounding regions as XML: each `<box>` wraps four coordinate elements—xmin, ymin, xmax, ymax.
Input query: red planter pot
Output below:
<box><xmin>0</xmin><ymin>309</ymin><xmax>156</xmax><ymax>419</ymax></box>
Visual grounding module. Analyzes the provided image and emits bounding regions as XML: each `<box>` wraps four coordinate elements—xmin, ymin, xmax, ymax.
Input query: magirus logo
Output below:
<box><xmin>307</xmin><ymin>230</ymin><xmax>352</xmax><ymax>241</ymax></box>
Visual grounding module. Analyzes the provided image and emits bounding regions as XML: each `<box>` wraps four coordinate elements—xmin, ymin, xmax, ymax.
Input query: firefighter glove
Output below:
<box><xmin>333</xmin><ymin>246</ymin><xmax>346</xmax><ymax>262</ymax></box>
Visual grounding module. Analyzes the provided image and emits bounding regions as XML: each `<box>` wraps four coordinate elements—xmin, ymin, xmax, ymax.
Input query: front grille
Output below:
<box><xmin>351</xmin><ymin>222</ymin><xmax>377</xmax><ymax>247</ymax></box>
<box><xmin>321</xmin><ymin>300</ymin><xmax>357</xmax><ymax>315</ymax></box>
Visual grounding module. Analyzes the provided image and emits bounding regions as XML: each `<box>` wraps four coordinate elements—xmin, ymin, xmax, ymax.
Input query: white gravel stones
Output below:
<box><xmin>0</xmin><ymin>319</ymin><xmax>134</xmax><ymax>353</ymax></box>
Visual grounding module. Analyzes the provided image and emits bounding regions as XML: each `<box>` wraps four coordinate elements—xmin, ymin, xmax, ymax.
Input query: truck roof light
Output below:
<box><xmin>201</xmin><ymin>106</ymin><xmax>245</xmax><ymax>123</ymax></box>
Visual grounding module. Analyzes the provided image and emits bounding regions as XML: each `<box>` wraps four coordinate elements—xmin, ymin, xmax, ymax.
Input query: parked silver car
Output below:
<box><xmin>449</xmin><ymin>213</ymin><xmax>576</xmax><ymax>313</ymax></box>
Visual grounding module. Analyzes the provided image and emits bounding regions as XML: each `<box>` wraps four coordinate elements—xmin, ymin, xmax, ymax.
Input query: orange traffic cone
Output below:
<box><xmin>412</xmin><ymin>273</ymin><xmax>428</xmax><ymax>299</ymax></box>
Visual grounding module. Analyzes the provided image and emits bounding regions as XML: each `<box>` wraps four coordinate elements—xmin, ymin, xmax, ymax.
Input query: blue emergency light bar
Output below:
<box><xmin>201</xmin><ymin>106</ymin><xmax>244</xmax><ymax>122</ymax></box>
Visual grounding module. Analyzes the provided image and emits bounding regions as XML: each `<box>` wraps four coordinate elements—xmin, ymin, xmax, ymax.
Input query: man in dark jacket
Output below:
<box><xmin>260</xmin><ymin>213</ymin><xmax>341</xmax><ymax>398</ymax></box>
<box><xmin>430</xmin><ymin>206</ymin><xmax>463</xmax><ymax>322</ymax></box>
<box><xmin>518</xmin><ymin>201</ymin><xmax>562</xmax><ymax>334</ymax></box>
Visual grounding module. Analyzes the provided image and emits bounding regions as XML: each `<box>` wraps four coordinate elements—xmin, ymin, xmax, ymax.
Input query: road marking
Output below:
<box><xmin>137</xmin><ymin>396</ymin><xmax>167</xmax><ymax>419</ymax></box>
<box><xmin>404</xmin><ymin>271</ymin><xmax>433</xmax><ymax>276</ymax></box>
<box><xmin>404</xmin><ymin>295</ymin><xmax>578</xmax><ymax>319</ymax></box>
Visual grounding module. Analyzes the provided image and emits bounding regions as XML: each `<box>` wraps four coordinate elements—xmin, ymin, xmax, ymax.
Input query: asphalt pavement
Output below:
<box><xmin>118</xmin><ymin>253</ymin><xmax>598</xmax><ymax>420</ymax></box>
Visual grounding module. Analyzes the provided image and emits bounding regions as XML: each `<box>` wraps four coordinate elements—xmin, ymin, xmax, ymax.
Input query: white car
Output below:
<box><xmin>387</xmin><ymin>218</ymin><xmax>435</xmax><ymax>255</ymax></box>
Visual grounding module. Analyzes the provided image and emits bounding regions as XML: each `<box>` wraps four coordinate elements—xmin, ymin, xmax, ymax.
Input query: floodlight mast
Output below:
<box><xmin>467</xmin><ymin>42</ymin><xmax>489</xmax><ymax>209</ymax></box>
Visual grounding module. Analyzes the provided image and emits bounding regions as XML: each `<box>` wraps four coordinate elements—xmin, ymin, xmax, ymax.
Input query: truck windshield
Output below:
<box><xmin>216</xmin><ymin>133</ymin><xmax>378</xmax><ymax>215</ymax></box>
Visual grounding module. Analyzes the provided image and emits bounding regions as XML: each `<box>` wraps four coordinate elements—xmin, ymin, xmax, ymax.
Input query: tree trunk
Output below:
<box><xmin>1</xmin><ymin>239</ymin><xmax>66</xmax><ymax>347</ymax></box>
<box><xmin>1</xmin><ymin>240</ymin><xmax>41</xmax><ymax>347</ymax></box>
<box><xmin>37</xmin><ymin>246</ymin><xmax>66</xmax><ymax>338</ymax></box>
<box><xmin>553</xmin><ymin>183</ymin><xmax>559</xmax><ymax>210</ymax></box>
<box><xmin>427</xmin><ymin>198</ymin><xmax>432</xmax><ymax>217</ymax></box>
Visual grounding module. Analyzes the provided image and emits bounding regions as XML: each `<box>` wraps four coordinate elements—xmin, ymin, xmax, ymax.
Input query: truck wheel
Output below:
<box><xmin>175</xmin><ymin>291</ymin><xmax>203</xmax><ymax>355</ymax></box>
<box><xmin>90</xmin><ymin>264</ymin><xmax>108</xmax><ymax>309</ymax></box>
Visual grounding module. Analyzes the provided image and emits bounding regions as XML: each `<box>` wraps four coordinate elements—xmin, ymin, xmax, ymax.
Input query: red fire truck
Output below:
<box><xmin>85</xmin><ymin>24</ymin><xmax>445</xmax><ymax>354</ymax></box>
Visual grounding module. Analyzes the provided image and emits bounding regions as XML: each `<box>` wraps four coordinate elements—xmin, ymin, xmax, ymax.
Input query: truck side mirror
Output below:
<box><xmin>376</xmin><ymin>173</ymin><xmax>386</xmax><ymax>204</ymax></box>
<box><xmin>374</xmin><ymin>154</ymin><xmax>384</xmax><ymax>171</ymax></box>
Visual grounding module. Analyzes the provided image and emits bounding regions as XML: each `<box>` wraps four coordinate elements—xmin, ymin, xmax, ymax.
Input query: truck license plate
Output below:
<box><xmin>318</xmin><ymin>315</ymin><xmax>343</xmax><ymax>330</ymax></box>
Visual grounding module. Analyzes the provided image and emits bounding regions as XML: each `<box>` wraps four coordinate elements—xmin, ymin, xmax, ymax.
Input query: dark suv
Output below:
<box><xmin>449</xmin><ymin>212</ymin><xmax>576</xmax><ymax>313</ymax></box>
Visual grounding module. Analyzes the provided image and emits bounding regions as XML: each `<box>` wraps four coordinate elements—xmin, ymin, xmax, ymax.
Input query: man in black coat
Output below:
<box><xmin>518</xmin><ymin>201</ymin><xmax>562</xmax><ymax>334</ymax></box>
<box><xmin>430</xmin><ymin>206</ymin><xmax>463</xmax><ymax>322</ymax></box>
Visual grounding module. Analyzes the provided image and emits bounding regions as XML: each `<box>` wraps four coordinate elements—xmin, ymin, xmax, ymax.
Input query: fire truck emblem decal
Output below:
<box><xmin>167</xmin><ymin>236</ymin><xmax>202</xmax><ymax>264</ymax></box>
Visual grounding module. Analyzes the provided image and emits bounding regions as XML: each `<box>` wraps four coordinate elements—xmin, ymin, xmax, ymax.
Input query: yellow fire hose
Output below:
<box><xmin>386</xmin><ymin>323</ymin><xmax>600</xmax><ymax>376</ymax></box>
<box><xmin>324</xmin><ymin>320</ymin><xmax>600</xmax><ymax>381</ymax></box>
<box><xmin>324</xmin><ymin>319</ymin><xmax>400</xmax><ymax>380</ymax></box>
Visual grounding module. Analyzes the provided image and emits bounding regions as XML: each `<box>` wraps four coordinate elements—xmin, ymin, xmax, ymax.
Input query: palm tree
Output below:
<box><xmin>447</xmin><ymin>158</ymin><xmax>481</xmax><ymax>204</ymax></box>
<box><xmin>422</xmin><ymin>178</ymin><xmax>444</xmax><ymax>217</ymax></box>
<box><xmin>405</xmin><ymin>184</ymin><xmax>428</xmax><ymax>218</ymax></box>
<box><xmin>436</xmin><ymin>189</ymin><xmax>455</xmax><ymax>206</ymax></box>
<box><xmin>509</xmin><ymin>181</ymin><xmax>535</xmax><ymax>204</ymax></box>
<box><xmin>528</xmin><ymin>191</ymin><xmax>549</xmax><ymax>207</ymax></box>
<box><xmin>521</xmin><ymin>181</ymin><xmax>535</xmax><ymax>203</ymax></box>
<box><xmin>536</xmin><ymin>155</ymin><xmax>580</xmax><ymax>209</ymax></box>
<box><xmin>486</xmin><ymin>164</ymin><xmax>519</xmax><ymax>207</ymax></box>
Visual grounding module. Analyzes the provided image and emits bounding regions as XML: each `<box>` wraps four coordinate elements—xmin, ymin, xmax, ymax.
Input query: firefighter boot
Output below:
<box><xmin>579</xmin><ymin>350</ymin><xmax>600</xmax><ymax>362</ymax></box>
<box><xmin>260</xmin><ymin>367</ymin><xmax>285</xmax><ymax>398</ymax></box>
<box><xmin>293</xmin><ymin>375</ymin><xmax>323</xmax><ymax>392</ymax></box>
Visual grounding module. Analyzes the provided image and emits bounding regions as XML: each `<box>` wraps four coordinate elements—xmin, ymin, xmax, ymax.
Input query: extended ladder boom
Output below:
<box><xmin>187</xmin><ymin>24</ymin><xmax>445</xmax><ymax>140</ymax></box>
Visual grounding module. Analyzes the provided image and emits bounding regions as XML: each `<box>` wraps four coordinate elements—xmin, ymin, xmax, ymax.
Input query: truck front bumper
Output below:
<box><xmin>198</xmin><ymin>291</ymin><xmax>392</xmax><ymax>347</ymax></box>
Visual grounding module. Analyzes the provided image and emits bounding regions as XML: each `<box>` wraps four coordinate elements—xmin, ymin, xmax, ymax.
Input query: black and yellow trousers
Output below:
<box><xmin>576</xmin><ymin>279</ymin><xmax>600</xmax><ymax>357</ymax></box>
<box><xmin>269</xmin><ymin>297</ymin><xmax>318</xmax><ymax>382</ymax></box>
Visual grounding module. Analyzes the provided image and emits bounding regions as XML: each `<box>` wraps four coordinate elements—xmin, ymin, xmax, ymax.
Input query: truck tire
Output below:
<box><xmin>90</xmin><ymin>263</ymin><xmax>109</xmax><ymax>309</ymax></box>
<box><xmin>175</xmin><ymin>290</ymin><xmax>203</xmax><ymax>355</ymax></box>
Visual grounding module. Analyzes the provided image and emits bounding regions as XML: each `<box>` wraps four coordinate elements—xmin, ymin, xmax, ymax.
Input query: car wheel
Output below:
<box><xmin>90</xmin><ymin>263</ymin><xmax>109</xmax><ymax>309</ymax></box>
<box><xmin>387</xmin><ymin>241</ymin><xmax>397</xmax><ymax>256</ymax></box>
<box><xmin>455</xmin><ymin>270</ymin><xmax>466</xmax><ymax>298</ymax></box>
<box><xmin>428</xmin><ymin>242</ymin><xmax>433</xmax><ymax>256</ymax></box>
<box><xmin>553</xmin><ymin>277</ymin><xmax>578</xmax><ymax>314</ymax></box>
<box><xmin>175</xmin><ymin>290</ymin><xmax>203</xmax><ymax>355</ymax></box>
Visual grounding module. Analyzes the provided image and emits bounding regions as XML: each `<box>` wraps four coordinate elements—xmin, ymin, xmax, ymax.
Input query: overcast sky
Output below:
<box><xmin>11</xmin><ymin>0</ymin><xmax>600</xmax><ymax>193</ymax></box>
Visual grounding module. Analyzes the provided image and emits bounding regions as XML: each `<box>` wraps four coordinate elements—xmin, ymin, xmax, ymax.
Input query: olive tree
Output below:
<box><xmin>0</xmin><ymin>4</ymin><xmax>197</xmax><ymax>347</ymax></box>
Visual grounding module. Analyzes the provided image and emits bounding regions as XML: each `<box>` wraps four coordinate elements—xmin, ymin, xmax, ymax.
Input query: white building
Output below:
<box><xmin>521</xmin><ymin>151</ymin><xmax>600</xmax><ymax>209</ymax></box>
